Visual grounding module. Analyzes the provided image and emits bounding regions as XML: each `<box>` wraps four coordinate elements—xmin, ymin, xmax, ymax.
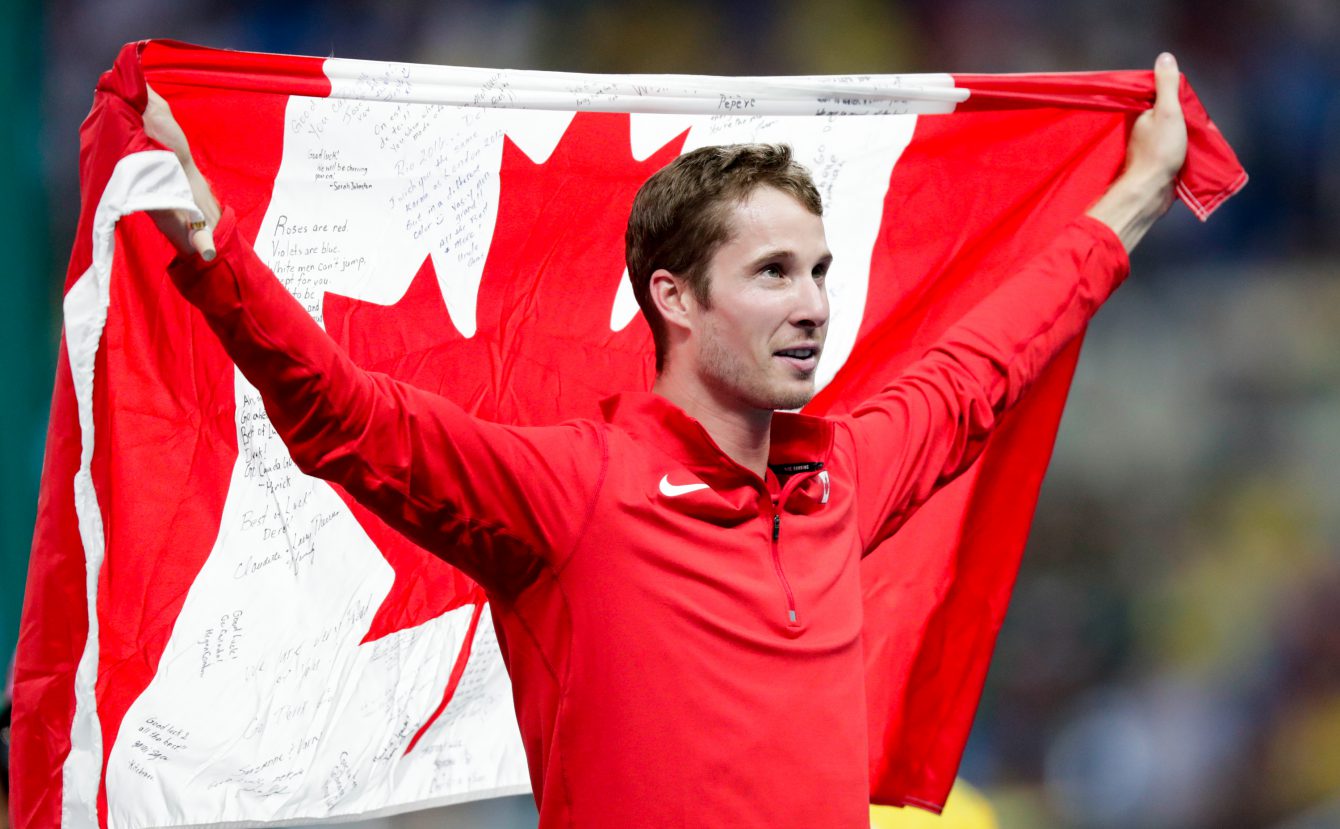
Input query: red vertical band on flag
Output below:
<box><xmin>12</xmin><ymin>39</ymin><xmax>168</xmax><ymax>829</ymax></box>
<box><xmin>952</xmin><ymin>71</ymin><xmax>1248</xmax><ymax>220</ymax></box>
<box><xmin>14</xmin><ymin>40</ymin><xmax>329</xmax><ymax>829</ymax></box>
<box><xmin>12</xmin><ymin>344</ymin><xmax>87</xmax><ymax>829</ymax></box>
<box><xmin>90</xmin><ymin>42</ymin><xmax>326</xmax><ymax>829</ymax></box>
<box><xmin>807</xmin><ymin>104</ymin><xmax>1130</xmax><ymax>809</ymax></box>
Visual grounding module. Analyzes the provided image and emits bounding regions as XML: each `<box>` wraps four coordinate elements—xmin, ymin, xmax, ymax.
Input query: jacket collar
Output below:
<box><xmin>599</xmin><ymin>392</ymin><xmax>833</xmax><ymax>483</ymax></box>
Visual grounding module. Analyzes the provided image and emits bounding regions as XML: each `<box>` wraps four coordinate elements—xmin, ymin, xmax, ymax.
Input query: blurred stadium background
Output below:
<box><xmin>2</xmin><ymin>0</ymin><xmax>1336</xmax><ymax>827</ymax></box>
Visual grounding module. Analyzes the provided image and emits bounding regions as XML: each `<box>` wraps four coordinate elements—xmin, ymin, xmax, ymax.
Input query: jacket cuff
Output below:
<box><xmin>1073</xmin><ymin>212</ymin><xmax>1131</xmax><ymax>284</ymax></box>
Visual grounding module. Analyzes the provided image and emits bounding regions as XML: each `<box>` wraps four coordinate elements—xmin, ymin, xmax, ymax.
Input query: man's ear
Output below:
<box><xmin>649</xmin><ymin>268</ymin><xmax>696</xmax><ymax>335</ymax></box>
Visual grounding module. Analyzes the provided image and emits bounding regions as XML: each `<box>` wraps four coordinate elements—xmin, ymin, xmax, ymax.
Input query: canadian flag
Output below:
<box><xmin>15</xmin><ymin>40</ymin><xmax>1244</xmax><ymax>829</ymax></box>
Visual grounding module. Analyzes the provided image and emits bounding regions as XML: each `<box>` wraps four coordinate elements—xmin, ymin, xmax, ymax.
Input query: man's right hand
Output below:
<box><xmin>144</xmin><ymin>85</ymin><xmax>222</xmax><ymax>261</ymax></box>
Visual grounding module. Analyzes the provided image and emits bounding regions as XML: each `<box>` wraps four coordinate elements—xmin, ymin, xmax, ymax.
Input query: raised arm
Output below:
<box><xmin>845</xmin><ymin>53</ymin><xmax>1189</xmax><ymax>552</ymax></box>
<box><xmin>144</xmin><ymin>88</ymin><xmax>605</xmax><ymax>595</ymax></box>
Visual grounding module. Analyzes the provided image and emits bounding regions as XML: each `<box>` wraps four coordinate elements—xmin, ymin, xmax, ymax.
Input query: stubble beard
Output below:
<box><xmin>697</xmin><ymin>325</ymin><xmax>817</xmax><ymax>412</ymax></box>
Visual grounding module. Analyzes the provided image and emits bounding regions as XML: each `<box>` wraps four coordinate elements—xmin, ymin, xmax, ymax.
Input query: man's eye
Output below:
<box><xmin>761</xmin><ymin>264</ymin><xmax>784</xmax><ymax>278</ymax></box>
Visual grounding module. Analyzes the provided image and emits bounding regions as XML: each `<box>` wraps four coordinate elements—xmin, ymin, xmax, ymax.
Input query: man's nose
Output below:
<box><xmin>790</xmin><ymin>276</ymin><xmax>829</xmax><ymax>330</ymax></box>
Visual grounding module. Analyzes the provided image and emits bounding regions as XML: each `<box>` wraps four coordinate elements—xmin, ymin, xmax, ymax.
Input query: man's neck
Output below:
<box><xmin>652</xmin><ymin>373</ymin><xmax>773</xmax><ymax>479</ymax></box>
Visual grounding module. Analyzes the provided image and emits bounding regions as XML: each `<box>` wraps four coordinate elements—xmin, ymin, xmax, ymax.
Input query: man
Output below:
<box><xmin>145</xmin><ymin>54</ymin><xmax>1187</xmax><ymax>828</ymax></box>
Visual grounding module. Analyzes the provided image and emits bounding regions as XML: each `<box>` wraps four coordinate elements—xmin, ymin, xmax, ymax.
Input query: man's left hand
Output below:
<box><xmin>1086</xmin><ymin>52</ymin><xmax>1190</xmax><ymax>252</ymax></box>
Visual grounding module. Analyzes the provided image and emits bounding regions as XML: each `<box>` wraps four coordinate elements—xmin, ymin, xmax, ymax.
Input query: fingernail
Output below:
<box><xmin>1158</xmin><ymin>52</ymin><xmax>1175</xmax><ymax>66</ymax></box>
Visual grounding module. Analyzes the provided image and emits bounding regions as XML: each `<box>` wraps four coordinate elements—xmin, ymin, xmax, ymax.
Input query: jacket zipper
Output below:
<box><xmin>769</xmin><ymin>466</ymin><xmax>822</xmax><ymax>626</ymax></box>
<box><xmin>770</xmin><ymin>510</ymin><xmax>798</xmax><ymax>624</ymax></box>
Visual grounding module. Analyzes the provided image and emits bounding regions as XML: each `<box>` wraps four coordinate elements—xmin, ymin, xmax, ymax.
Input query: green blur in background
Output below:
<box><xmin>0</xmin><ymin>0</ymin><xmax>50</xmax><ymax>666</ymax></box>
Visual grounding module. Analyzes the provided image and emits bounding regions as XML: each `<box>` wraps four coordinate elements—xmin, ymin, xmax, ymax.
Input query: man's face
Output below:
<box><xmin>689</xmin><ymin>186</ymin><xmax>832</xmax><ymax>412</ymax></box>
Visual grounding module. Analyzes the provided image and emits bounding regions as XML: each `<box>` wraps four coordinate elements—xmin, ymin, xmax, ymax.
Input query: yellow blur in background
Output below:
<box><xmin>870</xmin><ymin>780</ymin><xmax>997</xmax><ymax>829</ymax></box>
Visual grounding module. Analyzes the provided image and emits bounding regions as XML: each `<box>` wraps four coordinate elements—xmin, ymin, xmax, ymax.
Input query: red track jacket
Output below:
<box><xmin>169</xmin><ymin>207</ymin><xmax>1128</xmax><ymax>828</ymax></box>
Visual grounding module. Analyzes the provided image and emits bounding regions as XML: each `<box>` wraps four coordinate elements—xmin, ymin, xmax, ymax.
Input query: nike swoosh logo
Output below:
<box><xmin>659</xmin><ymin>475</ymin><xmax>710</xmax><ymax>497</ymax></box>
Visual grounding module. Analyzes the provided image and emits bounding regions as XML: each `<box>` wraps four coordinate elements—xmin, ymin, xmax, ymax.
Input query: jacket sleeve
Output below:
<box><xmin>167</xmin><ymin>208</ymin><xmax>607</xmax><ymax>595</ymax></box>
<box><xmin>838</xmin><ymin>215</ymin><xmax>1129</xmax><ymax>554</ymax></box>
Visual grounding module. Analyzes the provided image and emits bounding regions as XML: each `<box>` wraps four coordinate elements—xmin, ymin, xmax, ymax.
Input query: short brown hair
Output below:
<box><xmin>625</xmin><ymin>144</ymin><xmax>823</xmax><ymax>372</ymax></box>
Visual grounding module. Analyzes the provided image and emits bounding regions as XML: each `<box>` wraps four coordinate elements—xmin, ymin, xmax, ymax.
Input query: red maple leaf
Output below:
<box><xmin>321</xmin><ymin>112</ymin><xmax>685</xmax><ymax>745</ymax></box>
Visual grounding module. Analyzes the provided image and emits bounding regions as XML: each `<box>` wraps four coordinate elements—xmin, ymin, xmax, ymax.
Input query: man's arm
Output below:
<box><xmin>844</xmin><ymin>54</ymin><xmax>1188</xmax><ymax>552</ymax></box>
<box><xmin>145</xmin><ymin>89</ymin><xmax>606</xmax><ymax>595</ymax></box>
<box><xmin>144</xmin><ymin>87</ymin><xmax>221</xmax><ymax>260</ymax></box>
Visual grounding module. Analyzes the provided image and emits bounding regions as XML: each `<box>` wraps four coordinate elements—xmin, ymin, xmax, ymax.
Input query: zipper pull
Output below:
<box><xmin>772</xmin><ymin>513</ymin><xmax>781</xmax><ymax>541</ymax></box>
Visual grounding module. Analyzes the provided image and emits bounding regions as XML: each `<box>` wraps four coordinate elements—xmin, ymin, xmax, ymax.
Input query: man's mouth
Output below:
<box><xmin>774</xmin><ymin>346</ymin><xmax>821</xmax><ymax>372</ymax></box>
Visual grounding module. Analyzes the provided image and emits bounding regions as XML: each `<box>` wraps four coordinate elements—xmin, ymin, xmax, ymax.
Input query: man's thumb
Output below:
<box><xmin>191</xmin><ymin>226</ymin><xmax>216</xmax><ymax>262</ymax></box>
<box><xmin>1154</xmin><ymin>52</ymin><xmax>1181</xmax><ymax>115</ymax></box>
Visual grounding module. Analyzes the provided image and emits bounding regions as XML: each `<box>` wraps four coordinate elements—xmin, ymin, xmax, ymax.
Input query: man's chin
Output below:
<box><xmin>697</xmin><ymin>356</ymin><xmax>817</xmax><ymax>413</ymax></box>
<box><xmin>758</xmin><ymin>381</ymin><xmax>816</xmax><ymax>412</ymax></box>
<box><xmin>773</xmin><ymin>392</ymin><xmax>815</xmax><ymax>412</ymax></box>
